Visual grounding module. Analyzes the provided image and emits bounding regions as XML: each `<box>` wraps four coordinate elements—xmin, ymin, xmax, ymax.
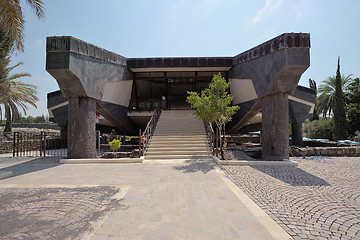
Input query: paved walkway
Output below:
<box><xmin>222</xmin><ymin>157</ymin><xmax>360</xmax><ymax>240</ymax></box>
<box><xmin>0</xmin><ymin>157</ymin><xmax>290</xmax><ymax>240</ymax></box>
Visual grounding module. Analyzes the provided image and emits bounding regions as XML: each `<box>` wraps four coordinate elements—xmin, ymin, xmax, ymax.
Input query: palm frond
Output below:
<box><xmin>0</xmin><ymin>0</ymin><xmax>24</xmax><ymax>51</ymax></box>
<box><xmin>26</xmin><ymin>0</ymin><xmax>46</xmax><ymax>20</ymax></box>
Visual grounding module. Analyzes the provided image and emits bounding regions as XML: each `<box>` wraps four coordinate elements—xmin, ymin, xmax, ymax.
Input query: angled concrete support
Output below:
<box><xmin>291</xmin><ymin>122</ymin><xmax>303</xmax><ymax>147</ymax></box>
<box><xmin>262</xmin><ymin>93</ymin><xmax>289</xmax><ymax>160</ymax></box>
<box><xmin>68</xmin><ymin>97</ymin><xmax>96</xmax><ymax>158</ymax></box>
<box><xmin>46</xmin><ymin>36</ymin><xmax>135</xmax><ymax>158</ymax></box>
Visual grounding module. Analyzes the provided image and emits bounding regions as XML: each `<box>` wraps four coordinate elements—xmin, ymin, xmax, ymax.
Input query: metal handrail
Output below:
<box><xmin>204</xmin><ymin>122</ymin><xmax>215</xmax><ymax>156</ymax></box>
<box><xmin>139</xmin><ymin>108</ymin><xmax>162</xmax><ymax>156</ymax></box>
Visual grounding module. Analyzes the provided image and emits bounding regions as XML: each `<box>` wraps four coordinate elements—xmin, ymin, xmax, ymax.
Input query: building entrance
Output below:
<box><xmin>167</xmin><ymin>78</ymin><xmax>194</xmax><ymax>110</ymax></box>
<box><xmin>131</xmin><ymin>71</ymin><xmax>227</xmax><ymax>111</ymax></box>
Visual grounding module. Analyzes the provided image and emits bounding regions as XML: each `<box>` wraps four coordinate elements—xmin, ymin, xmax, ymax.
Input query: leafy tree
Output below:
<box><xmin>316</xmin><ymin>73</ymin><xmax>352</xmax><ymax>117</ymax></box>
<box><xmin>346</xmin><ymin>103</ymin><xmax>360</xmax><ymax>136</ymax></box>
<box><xmin>34</xmin><ymin>114</ymin><xmax>45</xmax><ymax>123</ymax></box>
<box><xmin>0</xmin><ymin>61</ymin><xmax>38</xmax><ymax>132</ymax></box>
<box><xmin>0</xmin><ymin>0</ymin><xmax>45</xmax><ymax>51</ymax></box>
<box><xmin>303</xmin><ymin>118</ymin><xmax>333</xmax><ymax>140</ymax></box>
<box><xmin>186</xmin><ymin>73</ymin><xmax>239</xmax><ymax>158</ymax></box>
<box><xmin>332</xmin><ymin>57</ymin><xmax>348</xmax><ymax>141</ymax></box>
<box><xmin>308</xmin><ymin>78</ymin><xmax>319</xmax><ymax>121</ymax></box>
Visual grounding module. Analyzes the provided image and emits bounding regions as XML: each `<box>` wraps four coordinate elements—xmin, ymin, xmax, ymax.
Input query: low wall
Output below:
<box><xmin>293</xmin><ymin>146</ymin><xmax>360</xmax><ymax>157</ymax></box>
<box><xmin>0</xmin><ymin>141</ymin><xmax>12</xmax><ymax>154</ymax></box>
<box><xmin>10</xmin><ymin>123</ymin><xmax>60</xmax><ymax>130</ymax></box>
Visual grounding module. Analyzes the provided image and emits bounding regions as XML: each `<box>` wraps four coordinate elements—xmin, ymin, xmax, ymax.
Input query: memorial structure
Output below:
<box><xmin>46</xmin><ymin>33</ymin><xmax>315</xmax><ymax>159</ymax></box>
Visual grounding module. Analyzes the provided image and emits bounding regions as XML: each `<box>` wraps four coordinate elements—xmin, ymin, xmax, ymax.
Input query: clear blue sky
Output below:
<box><xmin>8</xmin><ymin>0</ymin><xmax>360</xmax><ymax>117</ymax></box>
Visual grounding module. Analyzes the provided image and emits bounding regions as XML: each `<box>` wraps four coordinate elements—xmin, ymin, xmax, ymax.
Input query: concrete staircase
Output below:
<box><xmin>144</xmin><ymin>110</ymin><xmax>211</xmax><ymax>160</ymax></box>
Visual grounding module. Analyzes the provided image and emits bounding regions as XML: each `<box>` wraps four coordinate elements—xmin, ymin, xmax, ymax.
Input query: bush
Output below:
<box><xmin>109</xmin><ymin>139</ymin><xmax>121</xmax><ymax>152</ymax></box>
<box><xmin>354</xmin><ymin>130</ymin><xmax>360</xmax><ymax>142</ymax></box>
<box><xmin>303</xmin><ymin>118</ymin><xmax>333</xmax><ymax>140</ymax></box>
<box><xmin>346</xmin><ymin>103</ymin><xmax>360</xmax><ymax>136</ymax></box>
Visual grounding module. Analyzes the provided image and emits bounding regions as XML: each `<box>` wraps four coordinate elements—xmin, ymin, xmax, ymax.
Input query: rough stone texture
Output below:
<box><xmin>221</xmin><ymin>157</ymin><xmax>360</xmax><ymax>240</ymax></box>
<box><xmin>262</xmin><ymin>93</ymin><xmax>289</xmax><ymax>160</ymax></box>
<box><xmin>127</xmin><ymin>57</ymin><xmax>233</xmax><ymax>68</ymax></box>
<box><xmin>293</xmin><ymin>146</ymin><xmax>360</xmax><ymax>157</ymax></box>
<box><xmin>228</xmin><ymin>47</ymin><xmax>310</xmax><ymax>133</ymax></box>
<box><xmin>68</xmin><ymin>97</ymin><xmax>96</xmax><ymax>158</ymax></box>
<box><xmin>0</xmin><ymin>186</ymin><xmax>120</xmax><ymax>240</ymax></box>
<box><xmin>46</xmin><ymin>36</ymin><xmax>133</xmax><ymax>100</ymax></box>
<box><xmin>233</xmin><ymin>33</ymin><xmax>310</xmax><ymax>65</ymax></box>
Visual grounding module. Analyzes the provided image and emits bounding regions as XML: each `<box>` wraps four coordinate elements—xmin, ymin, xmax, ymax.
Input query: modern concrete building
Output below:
<box><xmin>47</xmin><ymin>33</ymin><xmax>315</xmax><ymax>160</ymax></box>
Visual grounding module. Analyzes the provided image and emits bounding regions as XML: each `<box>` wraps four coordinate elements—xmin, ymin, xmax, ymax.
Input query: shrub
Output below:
<box><xmin>346</xmin><ymin>103</ymin><xmax>360</xmax><ymax>136</ymax></box>
<box><xmin>109</xmin><ymin>139</ymin><xmax>121</xmax><ymax>152</ymax></box>
<box><xmin>303</xmin><ymin>118</ymin><xmax>333</xmax><ymax>140</ymax></box>
<box><xmin>354</xmin><ymin>130</ymin><xmax>360</xmax><ymax>142</ymax></box>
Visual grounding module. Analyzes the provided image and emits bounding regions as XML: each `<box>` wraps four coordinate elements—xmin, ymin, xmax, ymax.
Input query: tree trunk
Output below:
<box><xmin>4</xmin><ymin>105</ymin><xmax>12</xmax><ymax>132</ymax></box>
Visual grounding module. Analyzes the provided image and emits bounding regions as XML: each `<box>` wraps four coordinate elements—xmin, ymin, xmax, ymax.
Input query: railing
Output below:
<box><xmin>4</xmin><ymin>131</ymin><xmax>67</xmax><ymax>157</ymax></box>
<box><xmin>139</xmin><ymin>108</ymin><xmax>162</xmax><ymax>156</ymax></box>
<box><xmin>204</xmin><ymin>122</ymin><xmax>217</xmax><ymax>156</ymax></box>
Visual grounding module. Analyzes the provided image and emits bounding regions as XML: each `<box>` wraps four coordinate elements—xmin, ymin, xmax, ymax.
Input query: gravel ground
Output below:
<box><xmin>0</xmin><ymin>186</ymin><xmax>122</xmax><ymax>240</ymax></box>
<box><xmin>221</xmin><ymin>156</ymin><xmax>360</xmax><ymax>240</ymax></box>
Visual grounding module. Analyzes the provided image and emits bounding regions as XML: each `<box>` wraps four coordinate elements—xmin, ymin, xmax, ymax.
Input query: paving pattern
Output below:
<box><xmin>221</xmin><ymin>157</ymin><xmax>360</xmax><ymax>240</ymax></box>
<box><xmin>0</xmin><ymin>186</ymin><xmax>121</xmax><ymax>240</ymax></box>
<box><xmin>0</xmin><ymin>157</ymin><xmax>289</xmax><ymax>240</ymax></box>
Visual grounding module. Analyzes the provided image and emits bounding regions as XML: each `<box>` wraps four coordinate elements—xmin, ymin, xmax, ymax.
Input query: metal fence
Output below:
<box><xmin>98</xmin><ymin>133</ymin><xmax>140</xmax><ymax>157</ymax></box>
<box><xmin>0</xmin><ymin>131</ymin><xmax>140</xmax><ymax>158</ymax></box>
<box><xmin>0</xmin><ymin>131</ymin><xmax>67</xmax><ymax>157</ymax></box>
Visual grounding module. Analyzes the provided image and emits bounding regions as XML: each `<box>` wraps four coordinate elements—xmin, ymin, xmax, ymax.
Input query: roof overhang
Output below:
<box><xmin>130</xmin><ymin>67</ymin><xmax>231</xmax><ymax>72</ymax></box>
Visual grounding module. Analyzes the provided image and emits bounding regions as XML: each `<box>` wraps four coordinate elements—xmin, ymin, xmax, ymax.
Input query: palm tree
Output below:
<box><xmin>0</xmin><ymin>61</ymin><xmax>38</xmax><ymax>132</ymax></box>
<box><xmin>316</xmin><ymin>74</ymin><xmax>353</xmax><ymax>117</ymax></box>
<box><xmin>0</xmin><ymin>0</ymin><xmax>45</xmax><ymax>51</ymax></box>
<box><xmin>348</xmin><ymin>77</ymin><xmax>360</xmax><ymax>103</ymax></box>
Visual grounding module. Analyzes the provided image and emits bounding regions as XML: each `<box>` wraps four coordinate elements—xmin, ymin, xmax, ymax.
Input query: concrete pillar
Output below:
<box><xmin>67</xmin><ymin>97</ymin><xmax>96</xmax><ymax>158</ymax></box>
<box><xmin>291</xmin><ymin>122</ymin><xmax>303</xmax><ymax>147</ymax></box>
<box><xmin>262</xmin><ymin>93</ymin><xmax>289</xmax><ymax>160</ymax></box>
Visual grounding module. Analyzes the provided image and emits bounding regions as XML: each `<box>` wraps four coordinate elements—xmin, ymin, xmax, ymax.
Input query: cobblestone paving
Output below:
<box><xmin>221</xmin><ymin>157</ymin><xmax>360</xmax><ymax>240</ymax></box>
<box><xmin>0</xmin><ymin>186</ymin><xmax>121</xmax><ymax>240</ymax></box>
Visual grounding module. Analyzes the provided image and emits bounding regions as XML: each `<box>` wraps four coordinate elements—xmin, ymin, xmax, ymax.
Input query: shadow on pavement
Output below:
<box><xmin>0</xmin><ymin>157</ymin><xmax>61</xmax><ymax>178</ymax></box>
<box><xmin>251</xmin><ymin>166</ymin><xmax>330</xmax><ymax>187</ymax></box>
<box><xmin>172</xmin><ymin>160</ymin><xmax>214</xmax><ymax>174</ymax></box>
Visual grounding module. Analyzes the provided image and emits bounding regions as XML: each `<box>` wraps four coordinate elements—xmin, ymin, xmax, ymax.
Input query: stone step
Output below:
<box><xmin>149</xmin><ymin>142</ymin><xmax>208</xmax><ymax>147</ymax></box>
<box><xmin>145</xmin><ymin>154</ymin><xmax>211</xmax><ymax>160</ymax></box>
<box><xmin>154</xmin><ymin>130</ymin><xmax>205</xmax><ymax>134</ymax></box>
<box><xmin>151</xmin><ymin>135</ymin><xmax>207</xmax><ymax>139</ymax></box>
<box><xmin>150</xmin><ymin>139</ymin><xmax>208</xmax><ymax>144</ymax></box>
<box><xmin>146</xmin><ymin>150</ymin><xmax>210</xmax><ymax>156</ymax></box>
<box><xmin>144</xmin><ymin>110</ymin><xmax>209</xmax><ymax>160</ymax></box>
<box><xmin>147</xmin><ymin>146</ymin><xmax>209</xmax><ymax>153</ymax></box>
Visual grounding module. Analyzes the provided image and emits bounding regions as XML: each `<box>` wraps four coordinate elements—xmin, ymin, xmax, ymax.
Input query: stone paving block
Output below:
<box><xmin>222</xmin><ymin>156</ymin><xmax>360</xmax><ymax>240</ymax></box>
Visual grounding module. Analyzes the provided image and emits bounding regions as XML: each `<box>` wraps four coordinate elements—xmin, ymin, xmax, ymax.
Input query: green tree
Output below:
<box><xmin>0</xmin><ymin>0</ymin><xmax>45</xmax><ymax>51</ymax></box>
<box><xmin>346</xmin><ymin>103</ymin><xmax>360</xmax><ymax>136</ymax></box>
<box><xmin>308</xmin><ymin>78</ymin><xmax>319</xmax><ymax>121</ymax></box>
<box><xmin>316</xmin><ymin>73</ymin><xmax>353</xmax><ymax>117</ymax></box>
<box><xmin>0</xmin><ymin>61</ymin><xmax>38</xmax><ymax>132</ymax></box>
<box><xmin>332</xmin><ymin>57</ymin><xmax>348</xmax><ymax>141</ymax></box>
<box><xmin>186</xmin><ymin>73</ymin><xmax>239</xmax><ymax>158</ymax></box>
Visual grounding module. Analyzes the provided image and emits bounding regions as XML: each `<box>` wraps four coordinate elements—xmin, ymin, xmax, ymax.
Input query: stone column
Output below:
<box><xmin>67</xmin><ymin>97</ymin><xmax>96</xmax><ymax>158</ymax></box>
<box><xmin>262</xmin><ymin>93</ymin><xmax>289</xmax><ymax>161</ymax></box>
<box><xmin>291</xmin><ymin>122</ymin><xmax>303</xmax><ymax>147</ymax></box>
